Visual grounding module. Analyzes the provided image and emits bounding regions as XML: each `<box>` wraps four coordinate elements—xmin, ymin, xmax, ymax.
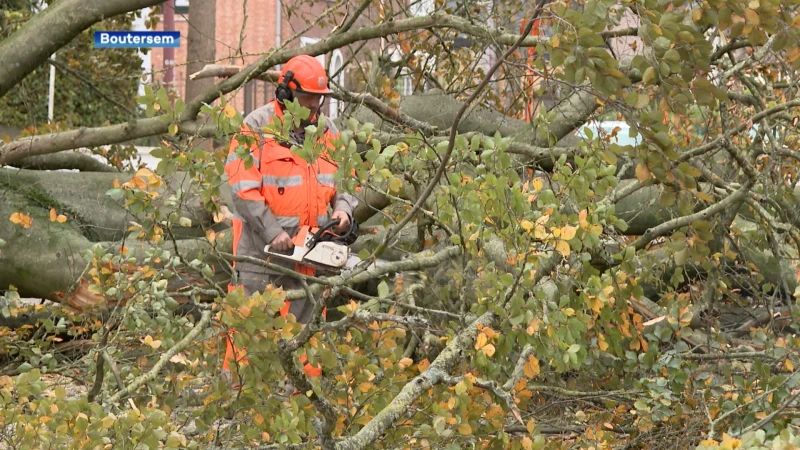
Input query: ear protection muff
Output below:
<box><xmin>275</xmin><ymin>70</ymin><xmax>296</xmax><ymax>105</ymax></box>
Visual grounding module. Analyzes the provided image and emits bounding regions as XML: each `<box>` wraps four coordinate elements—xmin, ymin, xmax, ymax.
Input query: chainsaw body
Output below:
<box><xmin>264</xmin><ymin>221</ymin><xmax>350</xmax><ymax>270</ymax></box>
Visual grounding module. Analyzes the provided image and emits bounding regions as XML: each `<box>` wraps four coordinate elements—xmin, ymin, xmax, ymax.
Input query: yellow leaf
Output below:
<box><xmin>635</xmin><ymin>163</ymin><xmax>650</xmax><ymax>183</ymax></box>
<box><xmin>50</xmin><ymin>404</ymin><xmax>59</xmax><ymax>413</ymax></box>
<box><xmin>224</xmin><ymin>104</ymin><xmax>236</xmax><ymax>118</ymax></box>
<box><xmin>481</xmin><ymin>344</ymin><xmax>496</xmax><ymax>357</ymax></box>
<box><xmin>520</xmin><ymin>219</ymin><xmax>534</xmax><ymax>232</ymax></box>
<box><xmin>523</xmin><ymin>355</ymin><xmax>540</xmax><ymax>378</ymax></box>
<box><xmin>560</xmin><ymin>225</ymin><xmax>578</xmax><ymax>241</ymax></box>
<box><xmin>206</xmin><ymin>229</ymin><xmax>217</xmax><ymax>243</ymax></box>
<box><xmin>695</xmin><ymin>191</ymin><xmax>714</xmax><ymax>203</ymax></box>
<box><xmin>417</xmin><ymin>358</ymin><xmax>430</xmax><ymax>371</ymax></box>
<box><xmin>169</xmin><ymin>353</ymin><xmax>190</xmax><ymax>365</ymax></box>
<box><xmin>587</xmin><ymin>295</ymin><xmax>604</xmax><ymax>314</ymax></box>
<box><xmin>531</xmin><ymin>178</ymin><xmax>544</xmax><ymax>192</ymax></box>
<box><xmin>9</xmin><ymin>212</ymin><xmax>32</xmax><ymax>229</ymax></box>
<box><xmin>398</xmin><ymin>357</ymin><xmax>414</xmax><ymax>369</ymax></box>
<box><xmin>598</xmin><ymin>334</ymin><xmax>609</xmax><ymax>351</ymax></box>
<box><xmin>239</xmin><ymin>306</ymin><xmax>251</xmax><ymax>318</ymax></box>
<box><xmin>475</xmin><ymin>332</ymin><xmax>488</xmax><ymax>350</ymax></box>
<box><xmin>579</xmin><ymin>209</ymin><xmax>589</xmax><ymax>230</ymax></box>
<box><xmin>521</xmin><ymin>436</ymin><xmax>533</xmax><ymax>450</ymax></box>
<box><xmin>555</xmin><ymin>240</ymin><xmax>571</xmax><ymax>257</ymax></box>
<box><xmin>358</xmin><ymin>382</ymin><xmax>373</xmax><ymax>392</ymax></box>
<box><xmin>564</xmin><ymin>308</ymin><xmax>575</xmax><ymax>316</ymax></box>
<box><xmin>550</xmin><ymin>35</ymin><xmax>560</xmax><ymax>49</ymax></box>
<box><xmin>143</xmin><ymin>335</ymin><xmax>162</xmax><ymax>349</ymax></box>
<box><xmin>785</xmin><ymin>359</ymin><xmax>794</xmax><ymax>372</ymax></box>
<box><xmin>458</xmin><ymin>423</ymin><xmax>473</xmax><ymax>435</ymax></box>
<box><xmin>49</xmin><ymin>208</ymin><xmax>57</xmax><ymax>222</ymax></box>
<box><xmin>526</xmin><ymin>319</ymin><xmax>540</xmax><ymax>335</ymax></box>
<box><xmin>101</xmin><ymin>415</ymin><xmax>115</xmax><ymax>428</ymax></box>
<box><xmin>56</xmin><ymin>215</ymin><xmax>67</xmax><ymax>223</ymax></box>
<box><xmin>744</xmin><ymin>8</ymin><xmax>760</xmax><ymax>25</ymax></box>
<box><xmin>691</xmin><ymin>7</ymin><xmax>703</xmax><ymax>22</ymax></box>
<box><xmin>113</xmin><ymin>178</ymin><xmax>121</xmax><ymax>188</ymax></box>
<box><xmin>254</xmin><ymin>413</ymin><xmax>265</xmax><ymax>425</ymax></box>
<box><xmin>720</xmin><ymin>433</ymin><xmax>741</xmax><ymax>449</ymax></box>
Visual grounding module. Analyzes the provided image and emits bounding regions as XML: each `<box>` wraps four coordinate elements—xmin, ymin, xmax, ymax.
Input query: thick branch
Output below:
<box><xmin>8</xmin><ymin>151</ymin><xmax>119</xmax><ymax>172</ymax></box>
<box><xmin>189</xmin><ymin>66</ymin><xmax>280</xmax><ymax>82</ymax></box>
<box><xmin>0</xmin><ymin>119</ymin><xmax>215</xmax><ymax>166</ymax></box>
<box><xmin>628</xmin><ymin>182</ymin><xmax>753</xmax><ymax>251</ymax></box>
<box><xmin>320</xmin><ymin>309</ymin><xmax>429</xmax><ymax>333</ymax></box>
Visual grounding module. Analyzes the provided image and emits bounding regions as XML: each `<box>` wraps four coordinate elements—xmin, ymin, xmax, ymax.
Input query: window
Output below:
<box><xmin>174</xmin><ymin>0</ymin><xmax>189</xmax><ymax>14</ymax></box>
<box><xmin>300</xmin><ymin>37</ymin><xmax>325</xmax><ymax>67</ymax></box>
<box><xmin>401</xmin><ymin>71</ymin><xmax>413</xmax><ymax>96</ymax></box>
<box><xmin>329</xmin><ymin>50</ymin><xmax>344</xmax><ymax>119</ymax></box>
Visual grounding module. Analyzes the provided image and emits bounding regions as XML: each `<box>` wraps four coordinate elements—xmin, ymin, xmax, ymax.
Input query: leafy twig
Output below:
<box><xmin>105</xmin><ymin>309</ymin><xmax>211</xmax><ymax>405</ymax></box>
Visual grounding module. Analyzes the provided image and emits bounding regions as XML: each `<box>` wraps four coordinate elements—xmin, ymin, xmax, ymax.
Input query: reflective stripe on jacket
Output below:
<box><xmin>225</xmin><ymin>101</ymin><xmax>358</xmax><ymax>275</ymax></box>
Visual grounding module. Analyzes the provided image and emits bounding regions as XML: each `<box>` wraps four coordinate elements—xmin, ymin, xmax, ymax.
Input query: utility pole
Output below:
<box><xmin>163</xmin><ymin>0</ymin><xmax>175</xmax><ymax>87</ymax></box>
<box><xmin>33</xmin><ymin>0</ymin><xmax>56</xmax><ymax>123</ymax></box>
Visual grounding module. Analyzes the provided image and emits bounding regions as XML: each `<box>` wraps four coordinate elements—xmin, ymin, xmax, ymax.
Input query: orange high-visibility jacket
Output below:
<box><xmin>224</xmin><ymin>101</ymin><xmax>358</xmax><ymax>275</ymax></box>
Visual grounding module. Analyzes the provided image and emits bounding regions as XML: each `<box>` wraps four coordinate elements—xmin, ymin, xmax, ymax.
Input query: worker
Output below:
<box><xmin>221</xmin><ymin>54</ymin><xmax>359</xmax><ymax>389</ymax></box>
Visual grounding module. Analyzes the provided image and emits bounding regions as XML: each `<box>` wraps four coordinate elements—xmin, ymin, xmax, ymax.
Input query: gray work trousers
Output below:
<box><xmin>234</xmin><ymin>270</ymin><xmax>315</xmax><ymax>324</ymax></box>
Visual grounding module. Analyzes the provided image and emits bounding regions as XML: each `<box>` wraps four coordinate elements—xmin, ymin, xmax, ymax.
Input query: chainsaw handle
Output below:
<box><xmin>308</xmin><ymin>219</ymin><xmax>340</xmax><ymax>248</ymax></box>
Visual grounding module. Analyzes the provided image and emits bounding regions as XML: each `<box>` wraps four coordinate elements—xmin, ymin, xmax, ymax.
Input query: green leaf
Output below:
<box><xmin>382</xmin><ymin>145</ymin><xmax>398</xmax><ymax>159</ymax></box>
<box><xmin>568</xmin><ymin>344</ymin><xmax>581</xmax><ymax>354</ymax></box>
<box><xmin>674</xmin><ymin>248</ymin><xmax>689</xmax><ymax>266</ymax></box>
<box><xmin>664</xmin><ymin>49</ymin><xmax>680</xmax><ymax>64</ymax></box>
<box><xmin>377</xmin><ymin>281</ymin><xmax>389</xmax><ymax>298</ymax></box>
<box><xmin>642</xmin><ymin>66</ymin><xmax>657</xmax><ymax>85</ymax></box>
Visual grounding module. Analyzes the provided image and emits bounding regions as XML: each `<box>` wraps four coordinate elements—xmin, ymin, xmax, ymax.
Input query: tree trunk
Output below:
<box><xmin>184</xmin><ymin>0</ymin><xmax>216</xmax><ymax>151</ymax></box>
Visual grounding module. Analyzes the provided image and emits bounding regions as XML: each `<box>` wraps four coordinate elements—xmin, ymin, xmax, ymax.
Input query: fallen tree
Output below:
<box><xmin>3</xmin><ymin>0</ymin><xmax>800</xmax><ymax>449</ymax></box>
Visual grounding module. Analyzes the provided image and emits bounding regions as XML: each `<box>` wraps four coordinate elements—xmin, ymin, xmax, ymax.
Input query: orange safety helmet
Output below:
<box><xmin>275</xmin><ymin>55</ymin><xmax>333</xmax><ymax>104</ymax></box>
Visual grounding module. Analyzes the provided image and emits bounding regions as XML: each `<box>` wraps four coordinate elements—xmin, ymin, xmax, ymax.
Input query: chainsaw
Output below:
<box><xmin>264</xmin><ymin>219</ymin><xmax>361</xmax><ymax>272</ymax></box>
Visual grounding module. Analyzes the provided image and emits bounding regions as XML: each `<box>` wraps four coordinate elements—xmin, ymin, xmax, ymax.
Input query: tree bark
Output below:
<box><xmin>184</xmin><ymin>0</ymin><xmax>216</xmax><ymax>103</ymax></box>
<box><xmin>0</xmin><ymin>0</ymin><xmax>165</xmax><ymax>99</ymax></box>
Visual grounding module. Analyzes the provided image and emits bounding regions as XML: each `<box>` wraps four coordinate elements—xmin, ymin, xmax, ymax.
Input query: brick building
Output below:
<box><xmin>145</xmin><ymin>0</ymin><xmax>350</xmax><ymax>118</ymax></box>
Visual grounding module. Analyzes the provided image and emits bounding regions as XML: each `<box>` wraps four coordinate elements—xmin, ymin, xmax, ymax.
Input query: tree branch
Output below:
<box><xmin>320</xmin><ymin>309</ymin><xmax>429</xmax><ymax>333</ymax></box>
<box><xmin>334</xmin><ymin>310</ymin><xmax>496</xmax><ymax>450</ymax></box>
<box><xmin>105</xmin><ymin>309</ymin><xmax>211</xmax><ymax>405</ymax></box>
<box><xmin>8</xmin><ymin>151</ymin><xmax>119</xmax><ymax>172</ymax></box>
<box><xmin>1</xmin><ymin>11</ymin><xmax>572</xmax><ymax>163</ymax></box>
<box><xmin>628</xmin><ymin>181</ymin><xmax>753</xmax><ymax>251</ymax></box>
<box><xmin>334</xmin><ymin>247</ymin><xmax>558</xmax><ymax>450</ymax></box>
<box><xmin>442</xmin><ymin>374</ymin><xmax>526</xmax><ymax>427</ymax></box>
